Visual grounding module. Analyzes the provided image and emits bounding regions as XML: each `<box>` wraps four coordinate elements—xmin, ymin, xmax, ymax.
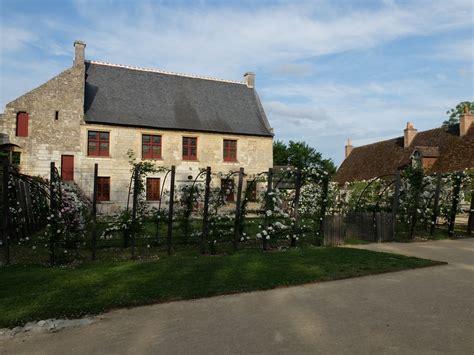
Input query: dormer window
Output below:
<box><xmin>411</xmin><ymin>150</ymin><xmax>422</xmax><ymax>168</ymax></box>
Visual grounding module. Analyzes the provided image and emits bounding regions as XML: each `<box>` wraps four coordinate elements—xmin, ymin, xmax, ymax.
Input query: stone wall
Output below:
<box><xmin>0</xmin><ymin>60</ymin><xmax>85</xmax><ymax>177</ymax></box>
<box><xmin>77</xmin><ymin>124</ymin><xmax>273</xmax><ymax>214</ymax></box>
<box><xmin>0</xmin><ymin>58</ymin><xmax>273</xmax><ymax>214</ymax></box>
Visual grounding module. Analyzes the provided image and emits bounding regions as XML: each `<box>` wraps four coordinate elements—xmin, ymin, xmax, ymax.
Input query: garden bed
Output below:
<box><xmin>0</xmin><ymin>247</ymin><xmax>444</xmax><ymax>328</ymax></box>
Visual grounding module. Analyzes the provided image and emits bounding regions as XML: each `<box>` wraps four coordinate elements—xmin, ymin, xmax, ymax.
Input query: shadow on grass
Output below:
<box><xmin>0</xmin><ymin>247</ymin><xmax>444</xmax><ymax>328</ymax></box>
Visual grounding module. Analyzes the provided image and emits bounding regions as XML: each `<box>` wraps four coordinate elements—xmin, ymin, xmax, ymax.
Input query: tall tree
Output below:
<box><xmin>443</xmin><ymin>101</ymin><xmax>473</xmax><ymax>126</ymax></box>
<box><xmin>273</xmin><ymin>140</ymin><xmax>289</xmax><ymax>166</ymax></box>
<box><xmin>273</xmin><ymin>140</ymin><xmax>336</xmax><ymax>176</ymax></box>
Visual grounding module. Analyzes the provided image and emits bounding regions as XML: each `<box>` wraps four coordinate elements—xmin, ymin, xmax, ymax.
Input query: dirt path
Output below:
<box><xmin>1</xmin><ymin>239</ymin><xmax>473</xmax><ymax>354</ymax></box>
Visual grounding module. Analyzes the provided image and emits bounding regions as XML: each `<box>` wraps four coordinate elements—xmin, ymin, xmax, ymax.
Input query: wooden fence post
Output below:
<box><xmin>91</xmin><ymin>163</ymin><xmax>98</xmax><ymax>260</ymax></box>
<box><xmin>391</xmin><ymin>170</ymin><xmax>401</xmax><ymax>240</ymax></box>
<box><xmin>233</xmin><ymin>167</ymin><xmax>244</xmax><ymax>251</ymax></box>
<box><xmin>130</xmin><ymin>164</ymin><xmax>140</xmax><ymax>259</ymax></box>
<box><xmin>448</xmin><ymin>173</ymin><xmax>462</xmax><ymax>237</ymax></box>
<box><xmin>291</xmin><ymin>169</ymin><xmax>302</xmax><ymax>247</ymax></box>
<box><xmin>263</xmin><ymin>168</ymin><xmax>273</xmax><ymax>251</ymax></box>
<box><xmin>467</xmin><ymin>190</ymin><xmax>474</xmax><ymax>236</ymax></box>
<box><xmin>201</xmin><ymin>167</ymin><xmax>211</xmax><ymax>254</ymax></box>
<box><xmin>318</xmin><ymin>176</ymin><xmax>329</xmax><ymax>241</ymax></box>
<box><xmin>430</xmin><ymin>174</ymin><xmax>442</xmax><ymax>237</ymax></box>
<box><xmin>2</xmin><ymin>160</ymin><xmax>9</xmax><ymax>265</ymax></box>
<box><xmin>167</xmin><ymin>165</ymin><xmax>176</xmax><ymax>256</ymax></box>
<box><xmin>49</xmin><ymin>162</ymin><xmax>56</xmax><ymax>266</ymax></box>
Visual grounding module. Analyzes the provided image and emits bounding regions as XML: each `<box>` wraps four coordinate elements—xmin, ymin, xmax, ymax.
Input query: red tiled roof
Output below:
<box><xmin>334</xmin><ymin>124</ymin><xmax>474</xmax><ymax>183</ymax></box>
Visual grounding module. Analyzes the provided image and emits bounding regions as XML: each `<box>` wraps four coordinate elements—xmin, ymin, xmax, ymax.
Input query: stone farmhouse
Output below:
<box><xmin>335</xmin><ymin>110</ymin><xmax>474</xmax><ymax>183</ymax></box>
<box><xmin>0</xmin><ymin>41</ymin><xmax>274</xmax><ymax>213</ymax></box>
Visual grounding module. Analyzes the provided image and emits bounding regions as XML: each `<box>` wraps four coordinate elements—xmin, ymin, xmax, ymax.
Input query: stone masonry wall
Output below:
<box><xmin>77</xmin><ymin>124</ymin><xmax>273</xmax><ymax>214</ymax></box>
<box><xmin>1</xmin><ymin>52</ymin><xmax>273</xmax><ymax>215</ymax></box>
<box><xmin>0</xmin><ymin>61</ymin><xmax>85</xmax><ymax>177</ymax></box>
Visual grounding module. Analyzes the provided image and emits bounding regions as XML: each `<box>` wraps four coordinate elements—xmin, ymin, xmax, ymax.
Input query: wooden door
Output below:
<box><xmin>61</xmin><ymin>155</ymin><xmax>74</xmax><ymax>181</ymax></box>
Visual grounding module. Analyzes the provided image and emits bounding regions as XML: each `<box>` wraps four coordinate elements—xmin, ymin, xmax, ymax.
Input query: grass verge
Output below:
<box><xmin>0</xmin><ymin>247</ymin><xmax>444</xmax><ymax>328</ymax></box>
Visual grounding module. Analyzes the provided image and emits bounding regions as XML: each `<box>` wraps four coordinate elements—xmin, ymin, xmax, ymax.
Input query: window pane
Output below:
<box><xmin>190</xmin><ymin>138</ymin><xmax>197</xmax><ymax>146</ymax></box>
<box><xmin>230</xmin><ymin>141</ymin><xmax>236</xmax><ymax>148</ymax></box>
<box><xmin>88</xmin><ymin>142</ymin><xmax>97</xmax><ymax>152</ymax></box>
<box><xmin>100</xmin><ymin>132</ymin><xmax>109</xmax><ymax>141</ymax></box>
<box><xmin>183</xmin><ymin>137</ymin><xmax>188</xmax><ymax>145</ymax></box>
<box><xmin>88</xmin><ymin>131</ymin><xmax>97</xmax><ymax>139</ymax></box>
<box><xmin>191</xmin><ymin>147</ymin><xmax>196</xmax><ymax>156</ymax></box>
<box><xmin>152</xmin><ymin>146</ymin><xmax>161</xmax><ymax>156</ymax></box>
<box><xmin>143</xmin><ymin>145</ymin><xmax>150</xmax><ymax>154</ymax></box>
<box><xmin>152</xmin><ymin>135</ymin><xmax>161</xmax><ymax>144</ymax></box>
<box><xmin>230</xmin><ymin>151</ymin><xmax>236</xmax><ymax>158</ymax></box>
<box><xmin>100</xmin><ymin>143</ymin><xmax>109</xmax><ymax>151</ymax></box>
<box><xmin>224</xmin><ymin>150</ymin><xmax>229</xmax><ymax>158</ymax></box>
<box><xmin>183</xmin><ymin>147</ymin><xmax>188</xmax><ymax>157</ymax></box>
<box><xmin>224</xmin><ymin>140</ymin><xmax>229</xmax><ymax>148</ymax></box>
<box><xmin>142</xmin><ymin>135</ymin><xmax>150</xmax><ymax>143</ymax></box>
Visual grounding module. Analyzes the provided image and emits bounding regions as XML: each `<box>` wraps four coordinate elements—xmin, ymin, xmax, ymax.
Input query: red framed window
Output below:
<box><xmin>221</xmin><ymin>179</ymin><xmax>235</xmax><ymax>202</ymax></box>
<box><xmin>16</xmin><ymin>112</ymin><xmax>29</xmax><ymax>137</ymax></box>
<box><xmin>142</xmin><ymin>134</ymin><xmax>162</xmax><ymax>159</ymax></box>
<box><xmin>223</xmin><ymin>139</ymin><xmax>237</xmax><ymax>162</ymax></box>
<box><xmin>182</xmin><ymin>137</ymin><xmax>197</xmax><ymax>160</ymax></box>
<box><xmin>88</xmin><ymin>131</ymin><xmax>109</xmax><ymax>156</ymax></box>
<box><xmin>96</xmin><ymin>177</ymin><xmax>110</xmax><ymax>201</ymax></box>
<box><xmin>146</xmin><ymin>178</ymin><xmax>161</xmax><ymax>201</ymax></box>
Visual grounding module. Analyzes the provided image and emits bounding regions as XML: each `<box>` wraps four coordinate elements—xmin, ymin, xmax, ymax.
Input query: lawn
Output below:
<box><xmin>0</xmin><ymin>247</ymin><xmax>444</xmax><ymax>328</ymax></box>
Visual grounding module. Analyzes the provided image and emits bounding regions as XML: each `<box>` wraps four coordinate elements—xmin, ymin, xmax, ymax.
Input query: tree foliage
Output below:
<box><xmin>273</xmin><ymin>140</ymin><xmax>336</xmax><ymax>176</ymax></box>
<box><xmin>442</xmin><ymin>101</ymin><xmax>473</xmax><ymax>126</ymax></box>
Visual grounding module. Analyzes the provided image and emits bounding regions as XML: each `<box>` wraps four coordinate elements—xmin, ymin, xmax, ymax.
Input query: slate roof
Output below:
<box><xmin>334</xmin><ymin>124</ymin><xmax>474</xmax><ymax>183</ymax></box>
<box><xmin>84</xmin><ymin>61</ymin><xmax>273</xmax><ymax>137</ymax></box>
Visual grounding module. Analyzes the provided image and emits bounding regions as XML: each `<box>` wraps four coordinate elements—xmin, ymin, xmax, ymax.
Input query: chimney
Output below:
<box><xmin>404</xmin><ymin>122</ymin><xmax>417</xmax><ymax>148</ymax></box>
<box><xmin>244</xmin><ymin>72</ymin><xmax>255</xmax><ymax>88</ymax></box>
<box><xmin>459</xmin><ymin>105</ymin><xmax>473</xmax><ymax>137</ymax></box>
<box><xmin>345</xmin><ymin>138</ymin><xmax>353</xmax><ymax>158</ymax></box>
<box><xmin>74</xmin><ymin>40</ymin><xmax>86</xmax><ymax>66</ymax></box>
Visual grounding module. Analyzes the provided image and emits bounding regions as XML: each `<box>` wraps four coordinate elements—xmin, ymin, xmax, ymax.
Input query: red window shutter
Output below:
<box><xmin>221</xmin><ymin>179</ymin><xmax>235</xmax><ymax>202</ymax></box>
<box><xmin>96</xmin><ymin>177</ymin><xmax>110</xmax><ymax>201</ymax></box>
<box><xmin>16</xmin><ymin>112</ymin><xmax>29</xmax><ymax>137</ymax></box>
<box><xmin>61</xmin><ymin>155</ymin><xmax>74</xmax><ymax>181</ymax></box>
<box><xmin>146</xmin><ymin>178</ymin><xmax>160</xmax><ymax>201</ymax></box>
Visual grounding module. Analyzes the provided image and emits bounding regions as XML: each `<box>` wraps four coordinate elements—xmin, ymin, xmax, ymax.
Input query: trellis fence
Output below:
<box><xmin>1</xmin><ymin>159</ymin><xmax>473</xmax><ymax>265</ymax></box>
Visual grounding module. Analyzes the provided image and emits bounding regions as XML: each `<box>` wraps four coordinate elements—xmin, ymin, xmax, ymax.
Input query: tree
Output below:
<box><xmin>443</xmin><ymin>101</ymin><xmax>473</xmax><ymax>126</ymax></box>
<box><xmin>273</xmin><ymin>140</ymin><xmax>336</xmax><ymax>176</ymax></box>
<box><xmin>273</xmin><ymin>140</ymin><xmax>289</xmax><ymax>166</ymax></box>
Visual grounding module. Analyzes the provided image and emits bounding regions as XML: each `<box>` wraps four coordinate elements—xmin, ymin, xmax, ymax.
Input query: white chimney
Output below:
<box><xmin>345</xmin><ymin>138</ymin><xmax>353</xmax><ymax>158</ymax></box>
<box><xmin>74</xmin><ymin>40</ymin><xmax>86</xmax><ymax>66</ymax></box>
<box><xmin>404</xmin><ymin>122</ymin><xmax>417</xmax><ymax>148</ymax></box>
<box><xmin>244</xmin><ymin>72</ymin><xmax>255</xmax><ymax>88</ymax></box>
<box><xmin>459</xmin><ymin>105</ymin><xmax>473</xmax><ymax>137</ymax></box>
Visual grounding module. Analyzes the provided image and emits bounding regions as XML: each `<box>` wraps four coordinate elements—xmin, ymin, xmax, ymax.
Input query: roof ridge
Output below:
<box><xmin>352</xmin><ymin>123</ymin><xmax>461</xmax><ymax>150</ymax></box>
<box><xmin>87</xmin><ymin>60</ymin><xmax>247</xmax><ymax>85</ymax></box>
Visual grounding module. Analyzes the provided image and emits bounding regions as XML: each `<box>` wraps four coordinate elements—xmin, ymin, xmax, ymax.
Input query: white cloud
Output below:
<box><xmin>0</xmin><ymin>27</ymin><xmax>37</xmax><ymax>53</ymax></box>
<box><xmin>0</xmin><ymin>0</ymin><xmax>472</xmax><ymax>164</ymax></box>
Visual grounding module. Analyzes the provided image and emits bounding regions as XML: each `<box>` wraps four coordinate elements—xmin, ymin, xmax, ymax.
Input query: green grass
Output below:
<box><xmin>0</xmin><ymin>247</ymin><xmax>444</xmax><ymax>328</ymax></box>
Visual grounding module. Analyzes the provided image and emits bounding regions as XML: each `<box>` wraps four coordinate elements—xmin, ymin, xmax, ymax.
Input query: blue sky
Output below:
<box><xmin>1</xmin><ymin>0</ymin><xmax>473</xmax><ymax>165</ymax></box>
